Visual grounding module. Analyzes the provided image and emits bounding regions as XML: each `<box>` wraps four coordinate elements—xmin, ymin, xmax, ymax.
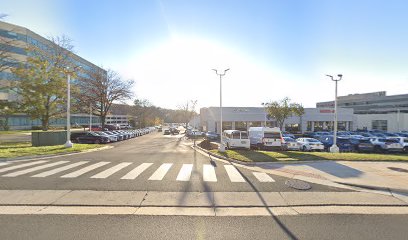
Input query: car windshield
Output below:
<box><xmin>307</xmin><ymin>139</ymin><xmax>320</xmax><ymax>142</ymax></box>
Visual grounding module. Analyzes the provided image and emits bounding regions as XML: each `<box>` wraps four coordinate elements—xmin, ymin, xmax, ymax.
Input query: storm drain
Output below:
<box><xmin>388</xmin><ymin>167</ymin><xmax>408</xmax><ymax>173</ymax></box>
<box><xmin>285</xmin><ymin>179</ymin><xmax>312</xmax><ymax>190</ymax></box>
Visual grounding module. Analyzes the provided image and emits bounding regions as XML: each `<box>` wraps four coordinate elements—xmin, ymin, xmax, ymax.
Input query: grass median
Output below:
<box><xmin>209</xmin><ymin>149</ymin><xmax>408</xmax><ymax>162</ymax></box>
<box><xmin>0</xmin><ymin>142</ymin><xmax>105</xmax><ymax>158</ymax></box>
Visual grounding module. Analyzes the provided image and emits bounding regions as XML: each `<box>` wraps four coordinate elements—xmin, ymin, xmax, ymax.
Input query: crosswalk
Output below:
<box><xmin>0</xmin><ymin>160</ymin><xmax>277</xmax><ymax>184</ymax></box>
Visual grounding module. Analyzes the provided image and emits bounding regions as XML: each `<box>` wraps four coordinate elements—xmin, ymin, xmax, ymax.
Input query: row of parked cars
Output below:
<box><xmin>70</xmin><ymin>128</ymin><xmax>155</xmax><ymax>144</ymax></box>
<box><xmin>290</xmin><ymin>130</ymin><xmax>408</xmax><ymax>153</ymax></box>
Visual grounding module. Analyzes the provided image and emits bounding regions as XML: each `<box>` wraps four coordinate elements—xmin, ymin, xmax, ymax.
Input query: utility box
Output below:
<box><xmin>32</xmin><ymin>131</ymin><xmax>67</xmax><ymax>146</ymax></box>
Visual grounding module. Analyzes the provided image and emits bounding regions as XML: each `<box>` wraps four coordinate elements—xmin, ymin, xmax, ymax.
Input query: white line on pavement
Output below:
<box><xmin>224</xmin><ymin>165</ymin><xmax>246</xmax><ymax>182</ymax></box>
<box><xmin>2</xmin><ymin>161</ymin><xmax>69</xmax><ymax>177</ymax></box>
<box><xmin>203</xmin><ymin>164</ymin><xmax>217</xmax><ymax>182</ymax></box>
<box><xmin>148</xmin><ymin>163</ymin><xmax>173</xmax><ymax>181</ymax></box>
<box><xmin>252</xmin><ymin>172</ymin><xmax>275</xmax><ymax>182</ymax></box>
<box><xmin>121</xmin><ymin>163</ymin><xmax>153</xmax><ymax>180</ymax></box>
<box><xmin>31</xmin><ymin>161</ymin><xmax>89</xmax><ymax>178</ymax></box>
<box><xmin>0</xmin><ymin>161</ymin><xmax>48</xmax><ymax>173</ymax></box>
<box><xmin>60</xmin><ymin>162</ymin><xmax>110</xmax><ymax>178</ymax></box>
<box><xmin>90</xmin><ymin>162</ymin><xmax>132</xmax><ymax>179</ymax></box>
<box><xmin>176</xmin><ymin>164</ymin><xmax>193</xmax><ymax>181</ymax></box>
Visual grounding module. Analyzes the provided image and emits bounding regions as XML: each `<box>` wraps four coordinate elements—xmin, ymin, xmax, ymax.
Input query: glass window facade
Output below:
<box><xmin>372</xmin><ymin>120</ymin><xmax>387</xmax><ymax>131</ymax></box>
<box><xmin>234</xmin><ymin>121</ymin><xmax>247</xmax><ymax>131</ymax></box>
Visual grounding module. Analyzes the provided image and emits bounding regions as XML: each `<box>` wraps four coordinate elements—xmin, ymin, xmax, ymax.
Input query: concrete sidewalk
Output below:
<box><xmin>0</xmin><ymin>190</ymin><xmax>407</xmax><ymax>216</ymax></box>
<box><xmin>194</xmin><ymin>145</ymin><xmax>408</xmax><ymax>195</ymax></box>
<box><xmin>246</xmin><ymin>160</ymin><xmax>408</xmax><ymax>195</ymax></box>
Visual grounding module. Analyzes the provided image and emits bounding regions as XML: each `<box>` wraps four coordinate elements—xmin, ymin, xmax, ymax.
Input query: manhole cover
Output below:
<box><xmin>388</xmin><ymin>167</ymin><xmax>408</xmax><ymax>173</ymax></box>
<box><xmin>285</xmin><ymin>179</ymin><xmax>312</xmax><ymax>190</ymax></box>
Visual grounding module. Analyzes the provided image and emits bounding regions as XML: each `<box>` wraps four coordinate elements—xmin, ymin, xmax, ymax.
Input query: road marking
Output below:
<box><xmin>2</xmin><ymin>161</ymin><xmax>69</xmax><ymax>177</ymax></box>
<box><xmin>224</xmin><ymin>165</ymin><xmax>246</xmax><ymax>182</ymax></box>
<box><xmin>148</xmin><ymin>163</ymin><xmax>173</xmax><ymax>180</ymax></box>
<box><xmin>176</xmin><ymin>164</ymin><xmax>193</xmax><ymax>181</ymax></box>
<box><xmin>252</xmin><ymin>172</ymin><xmax>275</xmax><ymax>182</ymax></box>
<box><xmin>203</xmin><ymin>164</ymin><xmax>217</xmax><ymax>182</ymax></box>
<box><xmin>0</xmin><ymin>161</ymin><xmax>48</xmax><ymax>173</ymax></box>
<box><xmin>31</xmin><ymin>161</ymin><xmax>89</xmax><ymax>177</ymax></box>
<box><xmin>121</xmin><ymin>163</ymin><xmax>153</xmax><ymax>180</ymax></box>
<box><xmin>60</xmin><ymin>162</ymin><xmax>110</xmax><ymax>178</ymax></box>
<box><xmin>90</xmin><ymin>162</ymin><xmax>132</xmax><ymax>179</ymax></box>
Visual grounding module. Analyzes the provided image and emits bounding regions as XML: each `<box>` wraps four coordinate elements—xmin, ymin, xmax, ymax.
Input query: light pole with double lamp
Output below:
<box><xmin>64</xmin><ymin>66</ymin><xmax>81</xmax><ymax>148</ymax></box>
<box><xmin>261</xmin><ymin>102</ymin><xmax>268</xmax><ymax>126</ymax></box>
<box><xmin>212</xmin><ymin>68</ymin><xmax>230</xmax><ymax>152</ymax></box>
<box><xmin>325</xmin><ymin>74</ymin><xmax>343</xmax><ymax>153</ymax></box>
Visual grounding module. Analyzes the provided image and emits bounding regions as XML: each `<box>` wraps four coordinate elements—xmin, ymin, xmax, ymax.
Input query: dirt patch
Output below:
<box><xmin>198</xmin><ymin>139</ymin><xmax>218</xmax><ymax>150</ymax></box>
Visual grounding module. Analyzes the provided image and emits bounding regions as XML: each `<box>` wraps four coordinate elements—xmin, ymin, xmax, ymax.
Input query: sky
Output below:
<box><xmin>1</xmin><ymin>0</ymin><xmax>408</xmax><ymax>111</ymax></box>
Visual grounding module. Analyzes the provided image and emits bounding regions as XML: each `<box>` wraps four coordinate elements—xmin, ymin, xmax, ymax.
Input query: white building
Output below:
<box><xmin>200</xmin><ymin>107</ymin><xmax>355</xmax><ymax>134</ymax></box>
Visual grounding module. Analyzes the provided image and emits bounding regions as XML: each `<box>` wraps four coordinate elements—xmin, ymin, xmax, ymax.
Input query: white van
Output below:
<box><xmin>248</xmin><ymin>127</ymin><xmax>283</xmax><ymax>150</ymax></box>
<box><xmin>222</xmin><ymin>130</ymin><xmax>250</xmax><ymax>150</ymax></box>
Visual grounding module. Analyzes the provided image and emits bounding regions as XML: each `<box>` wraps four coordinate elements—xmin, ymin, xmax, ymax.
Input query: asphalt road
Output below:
<box><xmin>0</xmin><ymin>214</ymin><xmax>407</xmax><ymax>240</ymax></box>
<box><xmin>0</xmin><ymin>132</ymin><xmax>345</xmax><ymax>192</ymax></box>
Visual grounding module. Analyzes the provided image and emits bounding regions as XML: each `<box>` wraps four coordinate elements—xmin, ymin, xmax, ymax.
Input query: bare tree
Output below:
<box><xmin>76</xmin><ymin>68</ymin><xmax>134</xmax><ymax>129</ymax></box>
<box><xmin>178</xmin><ymin>100</ymin><xmax>197</xmax><ymax>129</ymax></box>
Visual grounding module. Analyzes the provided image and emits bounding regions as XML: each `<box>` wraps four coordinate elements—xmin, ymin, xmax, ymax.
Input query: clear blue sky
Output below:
<box><xmin>2</xmin><ymin>0</ymin><xmax>408</xmax><ymax>110</ymax></box>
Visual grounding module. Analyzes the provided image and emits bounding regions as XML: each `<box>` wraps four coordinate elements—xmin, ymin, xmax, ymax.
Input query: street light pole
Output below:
<box><xmin>261</xmin><ymin>102</ymin><xmax>267</xmax><ymax>126</ymax></box>
<box><xmin>213</xmin><ymin>68</ymin><xmax>230</xmax><ymax>152</ymax></box>
<box><xmin>64</xmin><ymin>73</ymin><xmax>73</xmax><ymax>148</ymax></box>
<box><xmin>326</xmin><ymin>74</ymin><xmax>343</xmax><ymax>153</ymax></box>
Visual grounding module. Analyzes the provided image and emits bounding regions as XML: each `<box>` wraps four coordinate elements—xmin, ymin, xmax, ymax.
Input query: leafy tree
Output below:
<box><xmin>11</xmin><ymin>36</ymin><xmax>76</xmax><ymax>131</ymax></box>
<box><xmin>265</xmin><ymin>97</ymin><xmax>304</xmax><ymax>130</ymax></box>
<box><xmin>76</xmin><ymin>68</ymin><xmax>134</xmax><ymax>129</ymax></box>
<box><xmin>0</xmin><ymin>101</ymin><xmax>18</xmax><ymax>130</ymax></box>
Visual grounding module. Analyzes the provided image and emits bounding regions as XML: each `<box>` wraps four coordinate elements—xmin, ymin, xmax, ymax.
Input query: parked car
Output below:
<box><xmin>70</xmin><ymin>132</ymin><xmax>88</xmax><ymax>143</ymax></box>
<box><xmin>386</xmin><ymin>137</ymin><xmax>408</xmax><ymax>153</ymax></box>
<box><xmin>319</xmin><ymin>136</ymin><xmax>353</xmax><ymax>152</ymax></box>
<box><xmin>94</xmin><ymin>131</ymin><xmax>118</xmax><ymax>142</ymax></box>
<box><xmin>282</xmin><ymin>131</ymin><xmax>296</xmax><ymax>139</ymax></box>
<box><xmin>370</xmin><ymin>137</ymin><xmax>403</xmax><ymax>153</ymax></box>
<box><xmin>223</xmin><ymin>130</ymin><xmax>250</xmax><ymax>150</ymax></box>
<box><xmin>248</xmin><ymin>127</ymin><xmax>283</xmax><ymax>150</ymax></box>
<box><xmin>77</xmin><ymin>132</ymin><xmax>110</xmax><ymax>144</ymax></box>
<box><xmin>349</xmin><ymin>137</ymin><xmax>375</xmax><ymax>152</ymax></box>
<box><xmin>281</xmin><ymin>137</ymin><xmax>301</xmax><ymax>151</ymax></box>
<box><xmin>296</xmin><ymin>138</ymin><xmax>324</xmax><ymax>152</ymax></box>
<box><xmin>163</xmin><ymin>129</ymin><xmax>171</xmax><ymax>135</ymax></box>
<box><xmin>205</xmin><ymin>131</ymin><xmax>219</xmax><ymax>140</ymax></box>
<box><xmin>104</xmin><ymin>131</ymin><xmax>124</xmax><ymax>141</ymax></box>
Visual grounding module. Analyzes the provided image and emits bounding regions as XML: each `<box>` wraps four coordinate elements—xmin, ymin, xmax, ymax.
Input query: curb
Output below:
<box><xmin>193</xmin><ymin>144</ymin><xmax>408</xmax><ymax>195</ymax></box>
<box><xmin>0</xmin><ymin>145</ymin><xmax>113</xmax><ymax>162</ymax></box>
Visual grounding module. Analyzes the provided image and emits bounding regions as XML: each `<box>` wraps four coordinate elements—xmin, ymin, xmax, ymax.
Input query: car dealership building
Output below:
<box><xmin>200</xmin><ymin>91</ymin><xmax>408</xmax><ymax>134</ymax></box>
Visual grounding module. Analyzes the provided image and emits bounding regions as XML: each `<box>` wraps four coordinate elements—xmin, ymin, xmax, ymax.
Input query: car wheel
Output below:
<box><xmin>374</xmin><ymin>145</ymin><xmax>381</xmax><ymax>153</ymax></box>
<box><xmin>302</xmin><ymin>146</ymin><xmax>307</xmax><ymax>152</ymax></box>
<box><xmin>94</xmin><ymin>139</ymin><xmax>101</xmax><ymax>144</ymax></box>
<box><xmin>404</xmin><ymin>147</ymin><xmax>408</xmax><ymax>154</ymax></box>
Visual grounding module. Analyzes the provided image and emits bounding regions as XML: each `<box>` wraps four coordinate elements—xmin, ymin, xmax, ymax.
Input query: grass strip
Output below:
<box><xmin>209</xmin><ymin>149</ymin><xmax>408</xmax><ymax>162</ymax></box>
<box><xmin>0</xmin><ymin>142</ymin><xmax>105</xmax><ymax>158</ymax></box>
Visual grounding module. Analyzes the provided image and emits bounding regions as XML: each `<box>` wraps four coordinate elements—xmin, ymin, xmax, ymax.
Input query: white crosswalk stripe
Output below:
<box><xmin>203</xmin><ymin>164</ymin><xmax>217</xmax><ymax>182</ymax></box>
<box><xmin>31</xmin><ymin>161</ymin><xmax>89</xmax><ymax>178</ymax></box>
<box><xmin>0</xmin><ymin>160</ymin><xmax>48</xmax><ymax>173</ymax></box>
<box><xmin>60</xmin><ymin>162</ymin><xmax>110</xmax><ymax>178</ymax></box>
<box><xmin>252</xmin><ymin>172</ymin><xmax>275</xmax><ymax>182</ymax></box>
<box><xmin>0</xmin><ymin>161</ymin><xmax>279</xmax><ymax>185</ymax></box>
<box><xmin>148</xmin><ymin>163</ymin><xmax>173</xmax><ymax>180</ymax></box>
<box><xmin>91</xmin><ymin>162</ymin><xmax>132</xmax><ymax>179</ymax></box>
<box><xmin>176</xmin><ymin>164</ymin><xmax>193</xmax><ymax>181</ymax></box>
<box><xmin>121</xmin><ymin>163</ymin><xmax>153</xmax><ymax>180</ymax></box>
<box><xmin>2</xmin><ymin>161</ymin><xmax>69</xmax><ymax>177</ymax></box>
<box><xmin>224</xmin><ymin>165</ymin><xmax>246</xmax><ymax>182</ymax></box>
